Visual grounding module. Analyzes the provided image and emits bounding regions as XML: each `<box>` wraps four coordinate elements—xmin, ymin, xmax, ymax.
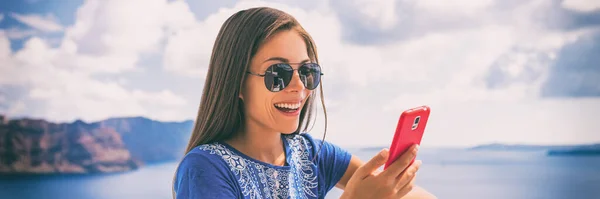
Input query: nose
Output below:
<box><xmin>285</xmin><ymin>70</ymin><xmax>305</xmax><ymax>92</ymax></box>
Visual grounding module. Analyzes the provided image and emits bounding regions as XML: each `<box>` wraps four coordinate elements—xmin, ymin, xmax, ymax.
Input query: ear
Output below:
<box><xmin>238</xmin><ymin>75</ymin><xmax>248</xmax><ymax>101</ymax></box>
<box><xmin>238</xmin><ymin>84</ymin><xmax>244</xmax><ymax>101</ymax></box>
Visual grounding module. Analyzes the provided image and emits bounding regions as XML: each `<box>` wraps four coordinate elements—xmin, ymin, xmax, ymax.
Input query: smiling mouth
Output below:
<box><xmin>274</xmin><ymin>102</ymin><xmax>301</xmax><ymax>113</ymax></box>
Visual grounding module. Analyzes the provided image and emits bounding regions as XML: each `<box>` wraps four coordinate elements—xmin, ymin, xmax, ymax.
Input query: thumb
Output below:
<box><xmin>356</xmin><ymin>148</ymin><xmax>389</xmax><ymax>177</ymax></box>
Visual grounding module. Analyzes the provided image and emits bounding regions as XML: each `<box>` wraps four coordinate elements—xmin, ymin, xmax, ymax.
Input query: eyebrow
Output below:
<box><xmin>263</xmin><ymin>57</ymin><xmax>310</xmax><ymax>64</ymax></box>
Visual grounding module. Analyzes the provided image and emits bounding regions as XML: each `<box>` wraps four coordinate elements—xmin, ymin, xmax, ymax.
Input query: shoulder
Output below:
<box><xmin>173</xmin><ymin>143</ymin><xmax>241</xmax><ymax>198</ymax></box>
<box><xmin>174</xmin><ymin>143</ymin><xmax>233</xmax><ymax>180</ymax></box>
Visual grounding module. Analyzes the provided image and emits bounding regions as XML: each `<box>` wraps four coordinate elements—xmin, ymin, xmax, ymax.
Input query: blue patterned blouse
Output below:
<box><xmin>173</xmin><ymin>133</ymin><xmax>352</xmax><ymax>199</ymax></box>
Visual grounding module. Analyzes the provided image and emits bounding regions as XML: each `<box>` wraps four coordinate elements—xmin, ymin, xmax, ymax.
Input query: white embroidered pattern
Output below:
<box><xmin>198</xmin><ymin>134</ymin><xmax>319</xmax><ymax>199</ymax></box>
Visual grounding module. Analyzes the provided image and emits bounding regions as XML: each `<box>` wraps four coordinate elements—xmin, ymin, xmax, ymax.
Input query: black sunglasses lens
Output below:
<box><xmin>299</xmin><ymin>63</ymin><xmax>321</xmax><ymax>90</ymax></box>
<box><xmin>265</xmin><ymin>64</ymin><xmax>293</xmax><ymax>92</ymax></box>
<box><xmin>263</xmin><ymin>63</ymin><xmax>322</xmax><ymax>91</ymax></box>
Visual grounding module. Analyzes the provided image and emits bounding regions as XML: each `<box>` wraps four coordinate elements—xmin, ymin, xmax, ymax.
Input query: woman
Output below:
<box><xmin>173</xmin><ymin>7</ymin><xmax>437</xmax><ymax>199</ymax></box>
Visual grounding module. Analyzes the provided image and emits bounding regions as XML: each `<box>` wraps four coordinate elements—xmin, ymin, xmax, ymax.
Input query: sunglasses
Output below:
<box><xmin>247</xmin><ymin>63</ymin><xmax>324</xmax><ymax>92</ymax></box>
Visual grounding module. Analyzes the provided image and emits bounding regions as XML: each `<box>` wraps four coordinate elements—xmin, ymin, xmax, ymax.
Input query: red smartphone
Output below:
<box><xmin>384</xmin><ymin>105</ymin><xmax>431</xmax><ymax>169</ymax></box>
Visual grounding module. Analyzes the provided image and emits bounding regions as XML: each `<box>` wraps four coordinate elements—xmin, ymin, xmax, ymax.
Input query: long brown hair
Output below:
<box><xmin>184</xmin><ymin>7</ymin><xmax>327</xmax><ymax>154</ymax></box>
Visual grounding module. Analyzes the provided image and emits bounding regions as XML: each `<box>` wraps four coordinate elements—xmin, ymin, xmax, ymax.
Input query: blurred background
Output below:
<box><xmin>0</xmin><ymin>0</ymin><xmax>599</xmax><ymax>198</ymax></box>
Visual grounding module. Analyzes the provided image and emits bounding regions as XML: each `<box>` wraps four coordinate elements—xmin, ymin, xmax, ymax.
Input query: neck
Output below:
<box><xmin>225</xmin><ymin>121</ymin><xmax>287</xmax><ymax>166</ymax></box>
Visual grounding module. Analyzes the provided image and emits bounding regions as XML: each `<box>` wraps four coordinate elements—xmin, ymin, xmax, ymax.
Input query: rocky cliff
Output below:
<box><xmin>0</xmin><ymin>115</ymin><xmax>141</xmax><ymax>174</ymax></box>
<box><xmin>96</xmin><ymin>117</ymin><xmax>193</xmax><ymax>163</ymax></box>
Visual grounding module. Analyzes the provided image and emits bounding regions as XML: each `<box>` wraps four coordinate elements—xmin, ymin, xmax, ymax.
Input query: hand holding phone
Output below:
<box><xmin>384</xmin><ymin>105</ymin><xmax>430</xmax><ymax>169</ymax></box>
<box><xmin>339</xmin><ymin>106</ymin><xmax>432</xmax><ymax>199</ymax></box>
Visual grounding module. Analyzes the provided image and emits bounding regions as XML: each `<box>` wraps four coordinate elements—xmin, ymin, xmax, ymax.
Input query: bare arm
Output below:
<box><xmin>336</xmin><ymin>155</ymin><xmax>437</xmax><ymax>199</ymax></box>
<box><xmin>335</xmin><ymin>155</ymin><xmax>362</xmax><ymax>190</ymax></box>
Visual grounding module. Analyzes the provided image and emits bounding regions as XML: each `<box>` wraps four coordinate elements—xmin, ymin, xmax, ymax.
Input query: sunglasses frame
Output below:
<box><xmin>246</xmin><ymin>63</ymin><xmax>324</xmax><ymax>92</ymax></box>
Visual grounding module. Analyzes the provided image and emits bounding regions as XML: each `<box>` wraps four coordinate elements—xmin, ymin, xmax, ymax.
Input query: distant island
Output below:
<box><xmin>0</xmin><ymin>115</ymin><xmax>193</xmax><ymax>175</ymax></box>
<box><xmin>546</xmin><ymin>144</ymin><xmax>600</xmax><ymax>156</ymax></box>
<box><xmin>469</xmin><ymin>143</ymin><xmax>600</xmax><ymax>156</ymax></box>
<box><xmin>468</xmin><ymin>143</ymin><xmax>569</xmax><ymax>151</ymax></box>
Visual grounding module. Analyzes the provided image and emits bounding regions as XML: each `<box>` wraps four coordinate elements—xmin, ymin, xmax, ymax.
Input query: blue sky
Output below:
<box><xmin>0</xmin><ymin>0</ymin><xmax>599</xmax><ymax>147</ymax></box>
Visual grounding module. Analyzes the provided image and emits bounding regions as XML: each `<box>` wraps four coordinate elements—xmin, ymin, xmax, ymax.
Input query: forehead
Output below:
<box><xmin>251</xmin><ymin>30</ymin><xmax>310</xmax><ymax>68</ymax></box>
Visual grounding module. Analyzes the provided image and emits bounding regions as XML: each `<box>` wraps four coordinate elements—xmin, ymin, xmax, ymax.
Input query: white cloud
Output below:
<box><xmin>312</xmin><ymin>23</ymin><xmax>554</xmax><ymax>106</ymax></box>
<box><xmin>9</xmin><ymin>13</ymin><xmax>64</xmax><ymax>32</ymax></box>
<box><xmin>297</xmin><ymin>0</ymin><xmax>600</xmax><ymax>146</ymax></box>
<box><xmin>59</xmin><ymin>0</ymin><xmax>177</xmax><ymax>74</ymax></box>
<box><xmin>0</xmin><ymin>31</ymin><xmax>10</xmax><ymax>59</ymax></box>
<box><xmin>1</xmin><ymin>0</ymin><xmax>598</xmax><ymax>146</ymax></box>
<box><xmin>0</xmin><ymin>36</ymin><xmax>190</xmax><ymax>122</ymax></box>
<box><xmin>561</xmin><ymin>0</ymin><xmax>600</xmax><ymax>12</ymax></box>
<box><xmin>3</xmin><ymin>28</ymin><xmax>38</xmax><ymax>39</ymax></box>
<box><xmin>310</xmin><ymin>97</ymin><xmax>600</xmax><ymax>148</ymax></box>
<box><xmin>161</xmin><ymin>0</ymin><xmax>341</xmax><ymax>77</ymax></box>
<box><xmin>161</xmin><ymin>7</ymin><xmax>221</xmax><ymax>77</ymax></box>
<box><xmin>132</xmin><ymin>90</ymin><xmax>187</xmax><ymax>107</ymax></box>
<box><xmin>26</xmin><ymin>78</ymin><xmax>189</xmax><ymax>122</ymax></box>
<box><xmin>313</xmin><ymin>0</ymin><xmax>590</xmax><ymax>105</ymax></box>
<box><xmin>415</xmin><ymin>0</ymin><xmax>495</xmax><ymax>16</ymax></box>
<box><xmin>43</xmin><ymin>0</ymin><xmax>206</xmax><ymax>76</ymax></box>
<box><xmin>352</xmin><ymin>0</ymin><xmax>397</xmax><ymax>30</ymax></box>
<box><xmin>0</xmin><ymin>0</ymin><xmax>195</xmax><ymax>122</ymax></box>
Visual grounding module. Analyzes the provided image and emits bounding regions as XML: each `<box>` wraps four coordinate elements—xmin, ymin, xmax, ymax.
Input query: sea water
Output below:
<box><xmin>0</xmin><ymin>148</ymin><xmax>599</xmax><ymax>199</ymax></box>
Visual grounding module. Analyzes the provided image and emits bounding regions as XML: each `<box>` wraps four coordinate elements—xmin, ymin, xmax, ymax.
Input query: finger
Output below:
<box><xmin>382</xmin><ymin>144</ymin><xmax>419</xmax><ymax>178</ymax></box>
<box><xmin>394</xmin><ymin>161</ymin><xmax>420</xmax><ymax>197</ymax></box>
<box><xmin>394</xmin><ymin>173</ymin><xmax>417</xmax><ymax>198</ymax></box>
<box><xmin>354</xmin><ymin>148</ymin><xmax>389</xmax><ymax>178</ymax></box>
<box><xmin>390</xmin><ymin>159</ymin><xmax>420</xmax><ymax>196</ymax></box>
<box><xmin>397</xmin><ymin>160</ymin><xmax>421</xmax><ymax>184</ymax></box>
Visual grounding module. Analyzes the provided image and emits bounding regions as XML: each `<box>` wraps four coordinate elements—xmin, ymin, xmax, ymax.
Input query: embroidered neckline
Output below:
<box><xmin>197</xmin><ymin>133</ymin><xmax>319</xmax><ymax>199</ymax></box>
<box><xmin>217</xmin><ymin>134</ymin><xmax>292</xmax><ymax>169</ymax></box>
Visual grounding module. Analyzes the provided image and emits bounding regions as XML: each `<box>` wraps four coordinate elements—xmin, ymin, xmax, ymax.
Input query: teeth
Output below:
<box><xmin>275</xmin><ymin>102</ymin><xmax>301</xmax><ymax>109</ymax></box>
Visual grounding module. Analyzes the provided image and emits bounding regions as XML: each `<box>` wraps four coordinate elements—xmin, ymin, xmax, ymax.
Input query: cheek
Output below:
<box><xmin>305</xmin><ymin>89</ymin><xmax>314</xmax><ymax>100</ymax></box>
<box><xmin>243</xmin><ymin>80</ymin><xmax>273</xmax><ymax>112</ymax></box>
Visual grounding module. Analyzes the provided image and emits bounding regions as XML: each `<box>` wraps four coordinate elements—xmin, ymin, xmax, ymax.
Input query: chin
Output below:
<box><xmin>278</xmin><ymin>125</ymin><xmax>300</xmax><ymax>134</ymax></box>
